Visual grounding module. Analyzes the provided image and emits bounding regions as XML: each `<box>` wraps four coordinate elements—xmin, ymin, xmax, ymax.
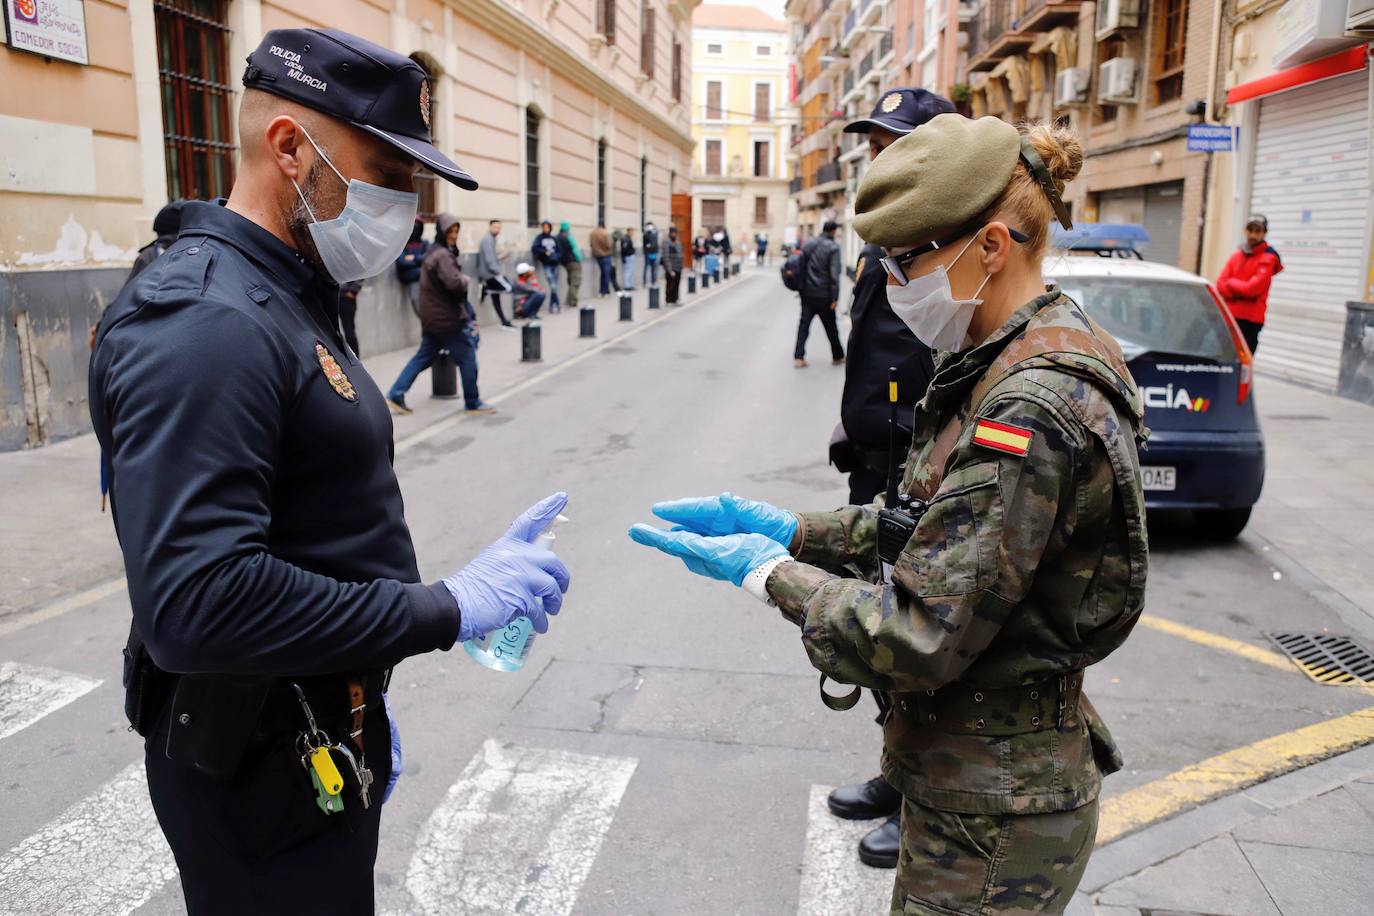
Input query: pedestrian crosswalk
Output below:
<box><xmin>0</xmin><ymin>661</ymin><xmax>102</xmax><ymax>741</ymax></box>
<box><xmin>0</xmin><ymin>661</ymin><xmax>894</xmax><ymax>915</ymax></box>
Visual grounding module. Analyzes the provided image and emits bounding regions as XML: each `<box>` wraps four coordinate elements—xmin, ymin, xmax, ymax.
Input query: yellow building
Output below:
<box><xmin>690</xmin><ymin>3</ymin><xmax>795</xmax><ymax>260</ymax></box>
<box><xmin>0</xmin><ymin>0</ymin><xmax>698</xmax><ymax>450</ymax></box>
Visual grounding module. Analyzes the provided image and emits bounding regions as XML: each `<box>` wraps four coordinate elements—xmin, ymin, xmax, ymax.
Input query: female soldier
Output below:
<box><xmin>629</xmin><ymin>115</ymin><xmax>1147</xmax><ymax>914</ymax></box>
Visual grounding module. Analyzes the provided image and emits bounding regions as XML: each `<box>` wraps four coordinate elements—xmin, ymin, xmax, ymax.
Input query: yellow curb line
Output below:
<box><xmin>1098</xmin><ymin>705</ymin><xmax>1374</xmax><ymax>844</ymax></box>
<box><xmin>1136</xmin><ymin>615</ymin><xmax>1294</xmax><ymax>672</ymax></box>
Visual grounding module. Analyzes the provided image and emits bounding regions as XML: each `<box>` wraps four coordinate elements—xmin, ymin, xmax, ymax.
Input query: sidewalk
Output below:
<box><xmin>1068</xmin><ymin>367</ymin><xmax>1374</xmax><ymax>916</ymax></box>
<box><xmin>0</xmin><ymin>271</ymin><xmax>751</xmax><ymax>624</ymax></box>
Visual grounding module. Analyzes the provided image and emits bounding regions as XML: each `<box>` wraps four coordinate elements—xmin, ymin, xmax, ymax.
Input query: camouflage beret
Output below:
<box><xmin>853</xmin><ymin>114</ymin><xmax>1020</xmax><ymax>249</ymax></box>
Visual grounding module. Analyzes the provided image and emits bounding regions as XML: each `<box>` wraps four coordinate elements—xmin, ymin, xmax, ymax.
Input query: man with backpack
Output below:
<box><xmin>792</xmin><ymin>220</ymin><xmax>843</xmax><ymax>368</ymax></box>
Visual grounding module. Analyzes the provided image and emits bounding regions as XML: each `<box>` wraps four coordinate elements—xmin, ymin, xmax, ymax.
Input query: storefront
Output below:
<box><xmin>1228</xmin><ymin>45</ymin><xmax>1372</xmax><ymax>390</ymax></box>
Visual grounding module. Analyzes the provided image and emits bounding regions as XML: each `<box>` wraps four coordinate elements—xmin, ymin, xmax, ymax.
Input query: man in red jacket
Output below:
<box><xmin>1216</xmin><ymin>215</ymin><xmax>1283</xmax><ymax>353</ymax></box>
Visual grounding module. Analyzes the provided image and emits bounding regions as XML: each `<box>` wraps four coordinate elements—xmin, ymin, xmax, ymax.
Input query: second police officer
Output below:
<box><xmin>825</xmin><ymin>87</ymin><xmax>957</xmax><ymax>869</ymax></box>
<box><xmin>630</xmin><ymin>114</ymin><xmax>1147</xmax><ymax>914</ymax></box>
<box><xmin>90</xmin><ymin>29</ymin><xmax>571</xmax><ymax>914</ymax></box>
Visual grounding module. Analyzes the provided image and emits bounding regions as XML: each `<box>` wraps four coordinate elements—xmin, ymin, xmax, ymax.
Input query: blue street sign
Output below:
<box><xmin>1187</xmin><ymin>124</ymin><xmax>1236</xmax><ymax>152</ymax></box>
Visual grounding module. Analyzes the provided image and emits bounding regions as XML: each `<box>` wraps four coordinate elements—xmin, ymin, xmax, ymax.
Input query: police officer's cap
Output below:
<box><xmin>243</xmin><ymin>29</ymin><xmax>477</xmax><ymax>190</ymax></box>
<box><xmin>853</xmin><ymin>114</ymin><xmax>1071</xmax><ymax>249</ymax></box>
<box><xmin>843</xmin><ymin>88</ymin><xmax>956</xmax><ymax>136</ymax></box>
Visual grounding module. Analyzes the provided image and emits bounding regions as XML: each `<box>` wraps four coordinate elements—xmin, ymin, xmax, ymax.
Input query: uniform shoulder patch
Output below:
<box><xmin>315</xmin><ymin>343</ymin><xmax>356</xmax><ymax>401</ymax></box>
<box><xmin>972</xmin><ymin>418</ymin><xmax>1033</xmax><ymax>457</ymax></box>
<box><xmin>855</xmin><ymin>256</ymin><xmax>866</xmax><ymax>281</ymax></box>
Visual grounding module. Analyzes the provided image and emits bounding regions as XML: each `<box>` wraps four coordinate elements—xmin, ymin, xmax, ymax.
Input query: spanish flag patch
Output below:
<box><xmin>972</xmin><ymin>418</ymin><xmax>1033</xmax><ymax>457</ymax></box>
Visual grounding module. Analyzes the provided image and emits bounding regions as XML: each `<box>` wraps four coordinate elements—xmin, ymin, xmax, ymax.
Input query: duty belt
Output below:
<box><xmin>258</xmin><ymin>668</ymin><xmax>390</xmax><ymax>741</ymax></box>
<box><xmin>893</xmin><ymin>672</ymin><xmax>1084</xmax><ymax>737</ymax></box>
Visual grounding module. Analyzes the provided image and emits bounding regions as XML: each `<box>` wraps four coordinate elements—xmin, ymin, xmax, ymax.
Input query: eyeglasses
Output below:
<box><xmin>879</xmin><ymin>223</ymin><xmax>1030</xmax><ymax>287</ymax></box>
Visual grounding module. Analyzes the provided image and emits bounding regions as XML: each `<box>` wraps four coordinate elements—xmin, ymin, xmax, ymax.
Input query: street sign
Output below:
<box><xmin>1187</xmin><ymin>124</ymin><xmax>1237</xmax><ymax>152</ymax></box>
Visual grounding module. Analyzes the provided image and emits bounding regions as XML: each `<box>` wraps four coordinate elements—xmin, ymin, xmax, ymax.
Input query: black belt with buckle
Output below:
<box><xmin>894</xmin><ymin>672</ymin><xmax>1084</xmax><ymax>737</ymax></box>
<box><xmin>256</xmin><ymin>669</ymin><xmax>390</xmax><ymax>737</ymax></box>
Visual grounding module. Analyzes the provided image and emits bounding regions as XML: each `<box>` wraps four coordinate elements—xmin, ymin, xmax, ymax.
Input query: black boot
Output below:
<box><xmin>858</xmin><ymin>813</ymin><xmax>901</xmax><ymax>869</ymax></box>
<box><xmin>827</xmin><ymin>775</ymin><xmax>900</xmax><ymax>820</ymax></box>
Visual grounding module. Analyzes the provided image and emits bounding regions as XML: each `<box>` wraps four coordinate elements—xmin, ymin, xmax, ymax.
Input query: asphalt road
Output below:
<box><xmin>1</xmin><ymin>269</ymin><xmax>1367</xmax><ymax>915</ymax></box>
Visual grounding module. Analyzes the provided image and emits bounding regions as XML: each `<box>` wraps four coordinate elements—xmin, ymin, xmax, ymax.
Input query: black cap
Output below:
<box><xmin>843</xmin><ymin>87</ymin><xmax>956</xmax><ymax>136</ymax></box>
<box><xmin>823</xmin><ymin>219</ymin><xmax>839</xmax><ymax>233</ymax></box>
<box><xmin>242</xmin><ymin>28</ymin><xmax>477</xmax><ymax>190</ymax></box>
<box><xmin>1246</xmin><ymin>214</ymin><xmax>1268</xmax><ymax>231</ymax></box>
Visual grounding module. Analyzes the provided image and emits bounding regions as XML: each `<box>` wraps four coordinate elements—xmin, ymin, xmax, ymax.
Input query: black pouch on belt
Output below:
<box><xmin>121</xmin><ymin>622</ymin><xmax>174</xmax><ymax>738</ymax></box>
<box><xmin>164</xmin><ymin>674</ymin><xmax>271</xmax><ymax>781</ymax></box>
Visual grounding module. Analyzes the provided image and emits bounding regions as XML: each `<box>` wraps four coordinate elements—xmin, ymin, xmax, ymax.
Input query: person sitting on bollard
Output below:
<box><xmin>511</xmin><ymin>262</ymin><xmax>547</xmax><ymax>323</ymax></box>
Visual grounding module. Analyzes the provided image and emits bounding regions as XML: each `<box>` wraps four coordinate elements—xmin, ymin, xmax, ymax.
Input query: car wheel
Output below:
<box><xmin>1195</xmin><ymin>507</ymin><xmax>1252</xmax><ymax>540</ymax></box>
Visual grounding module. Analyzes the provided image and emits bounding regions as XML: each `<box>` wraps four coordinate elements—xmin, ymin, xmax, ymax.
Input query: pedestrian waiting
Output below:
<box><xmin>620</xmin><ymin>227</ymin><xmax>637</xmax><ymax>290</ymax></box>
<box><xmin>387</xmin><ymin>214</ymin><xmax>494</xmax><ymax>415</ymax></box>
<box><xmin>558</xmin><ymin>219</ymin><xmax>583</xmax><ymax>311</ymax></box>
<box><xmin>642</xmin><ymin>221</ymin><xmax>660</xmax><ymax>287</ymax></box>
<box><xmin>664</xmin><ymin>226</ymin><xmax>684</xmax><ymax>304</ymax></box>
<box><xmin>511</xmin><ymin>262</ymin><xmax>547</xmax><ymax>322</ymax></box>
<box><xmin>531</xmin><ymin>219</ymin><xmax>562</xmax><ymax>312</ymax></box>
<box><xmin>590</xmin><ymin>220</ymin><xmax>615</xmax><ymax>296</ymax></box>
<box><xmin>394</xmin><ymin>218</ymin><xmax>428</xmax><ymax>316</ymax></box>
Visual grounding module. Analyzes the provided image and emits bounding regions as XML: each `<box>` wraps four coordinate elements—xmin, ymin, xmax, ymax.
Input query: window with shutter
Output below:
<box><xmin>754</xmin><ymin>83</ymin><xmax>771</xmax><ymax>122</ymax></box>
<box><xmin>707</xmin><ymin>81</ymin><xmax>723</xmax><ymax>119</ymax></box>
<box><xmin>705</xmin><ymin>140</ymin><xmax>722</xmax><ymax>175</ymax></box>
<box><xmin>155</xmin><ymin>0</ymin><xmax>236</xmax><ymax>200</ymax></box>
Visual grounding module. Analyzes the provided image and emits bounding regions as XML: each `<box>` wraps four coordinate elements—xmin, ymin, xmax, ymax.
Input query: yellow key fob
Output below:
<box><xmin>309</xmin><ymin>746</ymin><xmax>345</xmax><ymax>796</ymax></box>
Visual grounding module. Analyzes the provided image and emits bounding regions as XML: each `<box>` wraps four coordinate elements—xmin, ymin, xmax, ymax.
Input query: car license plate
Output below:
<box><xmin>1141</xmin><ymin>466</ymin><xmax>1177</xmax><ymax>491</ymax></box>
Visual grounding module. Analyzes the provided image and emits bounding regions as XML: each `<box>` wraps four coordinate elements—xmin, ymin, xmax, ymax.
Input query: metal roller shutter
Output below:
<box><xmin>1249</xmin><ymin>71</ymin><xmax>1370</xmax><ymax>390</ymax></box>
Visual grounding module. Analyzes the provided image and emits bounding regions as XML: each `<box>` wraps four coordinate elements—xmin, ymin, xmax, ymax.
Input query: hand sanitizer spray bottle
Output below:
<box><xmin>463</xmin><ymin>515</ymin><xmax>567</xmax><ymax>672</ymax></box>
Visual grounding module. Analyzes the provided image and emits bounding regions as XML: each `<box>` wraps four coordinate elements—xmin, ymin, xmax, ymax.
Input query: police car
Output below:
<box><xmin>1046</xmin><ymin>225</ymin><xmax>1264</xmax><ymax>539</ymax></box>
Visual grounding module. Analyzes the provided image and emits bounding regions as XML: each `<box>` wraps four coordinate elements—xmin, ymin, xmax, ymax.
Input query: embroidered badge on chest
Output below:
<box><xmin>315</xmin><ymin>343</ymin><xmax>356</xmax><ymax>401</ymax></box>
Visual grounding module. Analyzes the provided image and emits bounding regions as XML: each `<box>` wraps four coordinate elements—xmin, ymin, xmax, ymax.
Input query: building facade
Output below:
<box><xmin>0</xmin><ymin>0</ymin><xmax>698</xmax><ymax>450</ymax></box>
<box><xmin>1204</xmin><ymin>2</ymin><xmax>1371</xmax><ymax>391</ymax></box>
<box><xmin>690</xmin><ymin>3</ymin><xmax>795</xmax><ymax>259</ymax></box>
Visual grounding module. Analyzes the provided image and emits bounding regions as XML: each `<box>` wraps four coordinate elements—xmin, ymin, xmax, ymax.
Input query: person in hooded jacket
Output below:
<box><xmin>531</xmin><ymin>220</ymin><xmax>562</xmax><ymax>311</ymax></box>
<box><xmin>394</xmin><ymin>218</ymin><xmax>428</xmax><ymax>316</ymax></box>
<box><xmin>126</xmin><ymin>200</ymin><xmax>186</xmax><ymax>282</ymax></box>
<box><xmin>1216</xmin><ymin>215</ymin><xmax>1283</xmax><ymax>354</ymax></box>
<box><xmin>386</xmin><ymin>214</ymin><xmax>494</xmax><ymax>415</ymax></box>
<box><xmin>558</xmin><ymin>220</ymin><xmax>582</xmax><ymax>311</ymax></box>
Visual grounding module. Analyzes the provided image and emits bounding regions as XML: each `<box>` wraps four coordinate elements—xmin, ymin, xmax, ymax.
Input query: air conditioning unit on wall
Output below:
<box><xmin>1054</xmin><ymin>68</ymin><xmax>1091</xmax><ymax>106</ymax></box>
<box><xmin>1351</xmin><ymin>0</ymin><xmax>1374</xmax><ymax>34</ymax></box>
<box><xmin>1098</xmin><ymin>58</ymin><xmax>1138</xmax><ymax>104</ymax></box>
<box><xmin>1096</xmin><ymin>0</ymin><xmax>1142</xmax><ymax>40</ymax></box>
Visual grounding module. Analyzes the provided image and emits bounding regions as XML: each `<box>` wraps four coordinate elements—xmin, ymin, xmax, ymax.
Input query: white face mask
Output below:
<box><xmin>886</xmin><ymin>234</ymin><xmax>990</xmax><ymax>353</ymax></box>
<box><xmin>293</xmin><ymin>125</ymin><xmax>419</xmax><ymax>283</ymax></box>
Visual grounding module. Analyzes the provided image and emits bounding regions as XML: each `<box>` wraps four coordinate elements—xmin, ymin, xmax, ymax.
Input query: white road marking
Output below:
<box><xmin>0</xmin><ymin>661</ymin><xmax>103</xmax><ymax>741</ymax></box>
<box><xmin>396</xmin><ymin>739</ymin><xmax>637</xmax><ymax>916</ymax></box>
<box><xmin>797</xmin><ymin>784</ymin><xmax>895</xmax><ymax>916</ymax></box>
<box><xmin>0</xmin><ymin>762</ymin><xmax>176</xmax><ymax>916</ymax></box>
<box><xmin>0</xmin><ymin>576</ymin><xmax>127</xmax><ymax>639</ymax></box>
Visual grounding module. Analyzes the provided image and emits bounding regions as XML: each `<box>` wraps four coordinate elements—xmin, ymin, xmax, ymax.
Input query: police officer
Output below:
<box><xmin>630</xmin><ymin>114</ymin><xmax>1147</xmax><ymax>913</ymax></box>
<box><xmin>89</xmin><ymin>29</ymin><xmax>570</xmax><ymax>915</ymax></box>
<box><xmin>824</xmin><ymin>88</ymin><xmax>956</xmax><ymax>868</ymax></box>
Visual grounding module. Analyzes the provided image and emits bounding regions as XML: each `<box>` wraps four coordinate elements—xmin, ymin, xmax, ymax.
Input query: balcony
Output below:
<box><xmin>965</xmin><ymin>0</ymin><xmax>1038</xmax><ymax>72</ymax></box>
<box><xmin>1017</xmin><ymin>0</ymin><xmax>1082</xmax><ymax>33</ymax></box>
<box><xmin>878</xmin><ymin>30</ymin><xmax>893</xmax><ymax>61</ymax></box>
<box><xmin>814</xmin><ymin>159</ymin><xmax>843</xmax><ymax>191</ymax></box>
<box><xmin>843</xmin><ymin>68</ymin><xmax>856</xmax><ymax>97</ymax></box>
<box><xmin>790</xmin><ymin>175</ymin><xmax>804</xmax><ymax>194</ymax></box>
<box><xmin>859</xmin><ymin>0</ymin><xmax>883</xmax><ymax>28</ymax></box>
<box><xmin>842</xmin><ymin>10</ymin><xmax>857</xmax><ymax>43</ymax></box>
<box><xmin>860</xmin><ymin>50</ymin><xmax>876</xmax><ymax>83</ymax></box>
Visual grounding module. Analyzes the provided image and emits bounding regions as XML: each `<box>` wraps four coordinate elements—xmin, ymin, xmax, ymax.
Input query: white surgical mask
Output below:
<box><xmin>293</xmin><ymin>125</ymin><xmax>419</xmax><ymax>283</ymax></box>
<box><xmin>886</xmin><ymin>234</ymin><xmax>990</xmax><ymax>353</ymax></box>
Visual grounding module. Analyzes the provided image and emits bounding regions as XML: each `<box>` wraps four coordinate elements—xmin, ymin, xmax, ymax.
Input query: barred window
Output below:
<box><xmin>155</xmin><ymin>0</ymin><xmax>235</xmax><ymax>200</ymax></box>
<box><xmin>597</xmin><ymin>138</ymin><xmax>608</xmax><ymax>226</ymax></box>
<box><xmin>1153</xmin><ymin>0</ymin><xmax>1188</xmax><ymax>104</ymax></box>
<box><xmin>597</xmin><ymin>0</ymin><xmax>616</xmax><ymax>43</ymax></box>
<box><xmin>526</xmin><ymin>108</ymin><xmax>541</xmax><ymax>227</ymax></box>
<box><xmin>640</xmin><ymin>2</ymin><xmax>656</xmax><ymax>77</ymax></box>
<box><xmin>672</xmin><ymin>40</ymin><xmax>683</xmax><ymax>102</ymax></box>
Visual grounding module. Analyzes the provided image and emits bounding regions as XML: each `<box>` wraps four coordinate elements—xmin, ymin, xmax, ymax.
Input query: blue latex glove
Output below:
<box><xmin>444</xmin><ymin>492</ymin><xmax>572</xmax><ymax>641</ymax></box>
<box><xmin>628</xmin><ymin>525</ymin><xmax>789</xmax><ymax>586</ymax></box>
<box><xmin>382</xmin><ymin>692</ymin><xmax>402</xmax><ymax>804</ymax></box>
<box><xmin>651</xmin><ymin>492</ymin><xmax>798</xmax><ymax>545</ymax></box>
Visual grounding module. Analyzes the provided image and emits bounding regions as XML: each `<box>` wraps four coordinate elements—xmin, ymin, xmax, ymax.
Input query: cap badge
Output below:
<box><xmin>419</xmin><ymin>79</ymin><xmax>432</xmax><ymax>129</ymax></box>
<box><xmin>881</xmin><ymin>93</ymin><xmax>903</xmax><ymax>114</ymax></box>
<box><xmin>315</xmin><ymin>343</ymin><xmax>356</xmax><ymax>401</ymax></box>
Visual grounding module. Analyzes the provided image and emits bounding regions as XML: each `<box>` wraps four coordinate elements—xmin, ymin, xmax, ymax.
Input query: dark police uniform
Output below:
<box><xmin>835</xmin><ymin>242</ymin><xmax>936</xmax><ymax>505</ymax></box>
<box><xmin>89</xmin><ymin>28</ymin><xmax>477</xmax><ymax>915</ymax></box>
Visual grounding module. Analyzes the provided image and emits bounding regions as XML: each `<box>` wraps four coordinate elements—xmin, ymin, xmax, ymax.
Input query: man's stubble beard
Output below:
<box><xmin>286</xmin><ymin>160</ymin><xmax>346</xmax><ymax>275</ymax></box>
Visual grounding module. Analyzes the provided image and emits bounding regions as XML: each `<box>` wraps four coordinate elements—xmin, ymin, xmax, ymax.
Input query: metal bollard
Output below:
<box><xmin>619</xmin><ymin>292</ymin><xmax>633</xmax><ymax>321</ymax></box>
<box><xmin>521</xmin><ymin>323</ymin><xmax>542</xmax><ymax>362</ymax></box>
<box><xmin>688</xmin><ymin>274</ymin><xmax>696</xmax><ymax>295</ymax></box>
<box><xmin>702</xmin><ymin>273</ymin><xmax>711</xmax><ymax>289</ymax></box>
<box><xmin>431</xmin><ymin>349</ymin><xmax>459</xmax><ymax>399</ymax></box>
<box><xmin>648</xmin><ymin>286</ymin><xmax>661</xmax><ymax>310</ymax></box>
<box><xmin>579</xmin><ymin>306</ymin><xmax>596</xmax><ymax>338</ymax></box>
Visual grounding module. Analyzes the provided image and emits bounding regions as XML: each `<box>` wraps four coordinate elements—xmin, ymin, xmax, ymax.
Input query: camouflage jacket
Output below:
<box><xmin>767</xmin><ymin>290</ymin><xmax>1148</xmax><ymax>815</ymax></box>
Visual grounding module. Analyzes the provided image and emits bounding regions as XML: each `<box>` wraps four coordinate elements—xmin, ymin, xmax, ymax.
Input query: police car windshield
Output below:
<box><xmin>1056</xmin><ymin>278</ymin><xmax>1235</xmax><ymax>363</ymax></box>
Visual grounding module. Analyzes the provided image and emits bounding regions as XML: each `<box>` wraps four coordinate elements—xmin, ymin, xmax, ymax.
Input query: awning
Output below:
<box><xmin>1029</xmin><ymin>26</ymin><xmax>1077</xmax><ymax>72</ymax></box>
<box><xmin>990</xmin><ymin>55</ymin><xmax>1029</xmax><ymax>104</ymax></box>
<box><xmin>1226</xmin><ymin>44</ymin><xmax>1369</xmax><ymax>105</ymax></box>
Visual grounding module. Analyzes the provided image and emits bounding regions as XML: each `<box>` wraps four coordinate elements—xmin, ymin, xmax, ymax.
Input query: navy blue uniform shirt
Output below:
<box><xmin>89</xmin><ymin>201</ymin><xmax>459</xmax><ymax>676</ymax></box>
<box><xmin>841</xmin><ymin>243</ymin><xmax>937</xmax><ymax>452</ymax></box>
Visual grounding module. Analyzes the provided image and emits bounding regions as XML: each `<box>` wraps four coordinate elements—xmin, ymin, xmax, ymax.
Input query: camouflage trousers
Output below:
<box><xmin>889</xmin><ymin>796</ymin><xmax>1098</xmax><ymax>915</ymax></box>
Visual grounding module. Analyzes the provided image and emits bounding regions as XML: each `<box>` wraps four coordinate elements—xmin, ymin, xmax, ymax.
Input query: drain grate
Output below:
<box><xmin>1266</xmin><ymin>632</ymin><xmax>1374</xmax><ymax>686</ymax></box>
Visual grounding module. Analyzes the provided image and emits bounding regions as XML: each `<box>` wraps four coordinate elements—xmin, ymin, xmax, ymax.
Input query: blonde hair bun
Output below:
<box><xmin>1023</xmin><ymin>122</ymin><xmax>1083</xmax><ymax>187</ymax></box>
